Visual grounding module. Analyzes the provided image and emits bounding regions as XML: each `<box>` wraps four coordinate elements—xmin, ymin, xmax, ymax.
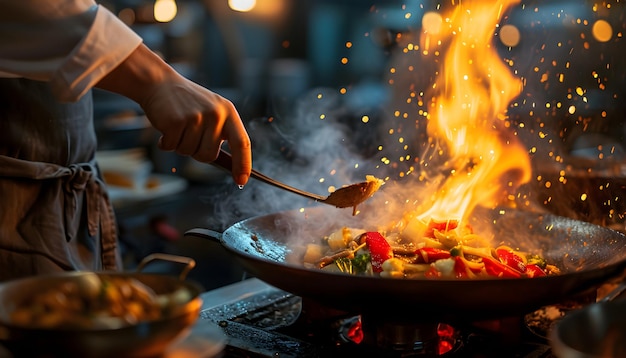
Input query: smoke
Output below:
<box><xmin>199</xmin><ymin>86</ymin><xmax>401</xmax><ymax>230</ymax></box>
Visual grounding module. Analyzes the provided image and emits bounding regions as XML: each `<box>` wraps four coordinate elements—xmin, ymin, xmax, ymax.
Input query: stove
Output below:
<box><xmin>197</xmin><ymin>278</ymin><xmax>590</xmax><ymax>358</ymax></box>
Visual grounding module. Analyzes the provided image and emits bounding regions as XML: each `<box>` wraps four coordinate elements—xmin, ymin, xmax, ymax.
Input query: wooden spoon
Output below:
<box><xmin>212</xmin><ymin>149</ymin><xmax>383</xmax><ymax>213</ymax></box>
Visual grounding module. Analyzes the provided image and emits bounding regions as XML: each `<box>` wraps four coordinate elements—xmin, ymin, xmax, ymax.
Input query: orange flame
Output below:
<box><xmin>415</xmin><ymin>0</ymin><xmax>531</xmax><ymax>223</ymax></box>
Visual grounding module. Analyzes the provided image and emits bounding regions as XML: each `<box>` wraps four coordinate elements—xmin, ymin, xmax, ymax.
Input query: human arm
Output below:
<box><xmin>0</xmin><ymin>1</ymin><xmax>251</xmax><ymax>185</ymax></box>
<box><xmin>96</xmin><ymin>44</ymin><xmax>252</xmax><ymax>186</ymax></box>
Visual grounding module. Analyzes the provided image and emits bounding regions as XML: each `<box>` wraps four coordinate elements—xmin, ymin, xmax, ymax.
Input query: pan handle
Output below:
<box><xmin>184</xmin><ymin>228</ymin><xmax>223</xmax><ymax>242</ymax></box>
<box><xmin>600</xmin><ymin>281</ymin><xmax>626</xmax><ymax>303</ymax></box>
<box><xmin>135</xmin><ymin>253</ymin><xmax>196</xmax><ymax>280</ymax></box>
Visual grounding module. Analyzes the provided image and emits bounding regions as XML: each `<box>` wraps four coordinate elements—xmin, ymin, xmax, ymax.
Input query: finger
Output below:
<box><xmin>190</xmin><ymin>108</ymin><xmax>226</xmax><ymax>163</ymax></box>
<box><xmin>223</xmin><ymin>117</ymin><xmax>252</xmax><ymax>186</ymax></box>
<box><xmin>190</xmin><ymin>131</ymin><xmax>219</xmax><ymax>163</ymax></box>
<box><xmin>176</xmin><ymin>125</ymin><xmax>204</xmax><ymax>156</ymax></box>
<box><xmin>229</xmin><ymin>141</ymin><xmax>252</xmax><ymax>186</ymax></box>
<box><xmin>157</xmin><ymin>130</ymin><xmax>183</xmax><ymax>152</ymax></box>
<box><xmin>157</xmin><ymin>135</ymin><xmax>172</xmax><ymax>152</ymax></box>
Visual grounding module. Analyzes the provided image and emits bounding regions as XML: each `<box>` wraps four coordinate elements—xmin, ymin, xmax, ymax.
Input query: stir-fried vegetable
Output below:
<box><xmin>9</xmin><ymin>274</ymin><xmax>194</xmax><ymax>329</ymax></box>
<box><xmin>335</xmin><ymin>253</ymin><xmax>372</xmax><ymax>275</ymax></box>
<box><xmin>305</xmin><ymin>218</ymin><xmax>561</xmax><ymax>280</ymax></box>
<box><xmin>363</xmin><ymin>232</ymin><xmax>393</xmax><ymax>273</ymax></box>
<box><xmin>526</xmin><ymin>254</ymin><xmax>548</xmax><ymax>269</ymax></box>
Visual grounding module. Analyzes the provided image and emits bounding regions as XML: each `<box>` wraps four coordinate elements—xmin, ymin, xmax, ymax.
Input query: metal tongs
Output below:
<box><xmin>212</xmin><ymin>149</ymin><xmax>382</xmax><ymax>211</ymax></box>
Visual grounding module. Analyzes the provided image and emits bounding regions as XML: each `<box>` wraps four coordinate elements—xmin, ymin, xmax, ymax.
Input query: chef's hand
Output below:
<box><xmin>140</xmin><ymin>71</ymin><xmax>252</xmax><ymax>186</ymax></box>
<box><xmin>96</xmin><ymin>44</ymin><xmax>251</xmax><ymax>186</ymax></box>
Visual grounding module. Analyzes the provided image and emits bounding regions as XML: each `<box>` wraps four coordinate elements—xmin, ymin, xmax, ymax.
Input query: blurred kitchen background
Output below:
<box><xmin>93</xmin><ymin>0</ymin><xmax>625</xmax><ymax>290</ymax></box>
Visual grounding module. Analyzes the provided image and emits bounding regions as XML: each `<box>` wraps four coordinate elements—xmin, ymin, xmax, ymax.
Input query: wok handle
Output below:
<box><xmin>184</xmin><ymin>228</ymin><xmax>223</xmax><ymax>243</ymax></box>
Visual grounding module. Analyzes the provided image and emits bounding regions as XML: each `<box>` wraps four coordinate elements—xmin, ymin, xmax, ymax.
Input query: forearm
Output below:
<box><xmin>95</xmin><ymin>44</ymin><xmax>178</xmax><ymax>108</ymax></box>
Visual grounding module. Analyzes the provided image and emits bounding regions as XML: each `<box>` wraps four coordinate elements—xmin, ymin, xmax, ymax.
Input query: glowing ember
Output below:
<box><xmin>408</xmin><ymin>0</ymin><xmax>531</xmax><ymax>224</ymax></box>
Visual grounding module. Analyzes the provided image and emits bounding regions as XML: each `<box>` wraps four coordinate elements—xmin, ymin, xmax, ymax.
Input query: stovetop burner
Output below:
<box><xmin>198</xmin><ymin>278</ymin><xmax>559</xmax><ymax>358</ymax></box>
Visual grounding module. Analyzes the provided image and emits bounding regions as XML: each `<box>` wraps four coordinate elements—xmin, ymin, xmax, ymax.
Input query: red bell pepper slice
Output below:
<box><xmin>525</xmin><ymin>264</ymin><xmax>547</xmax><ymax>278</ymax></box>
<box><xmin>495</xmin><ymin>248</ymin><xmax>527</xmax><ymax>273</ymax></box>
<box><xmin>424</xmin><ymin>219</ymin><xmax>459</xmax><ymax>238</ymax></box>
<box><xmin>483</xmin><ymin>257</ymin><xmax>522</xmax><ymax>278</ymax></box>
<box><xmin>424</xmin><ymin>266</ymin><xmax>440</xmax><ymax>279</ymax></box>
<box><xmin>363</xmin><ymin>232</ymin><xmax>393</xmax><ymax>273</ymax></box>
<box><xmin>415</xmin><ymin>247</ymin><xmax>452</xmax><ymax>263</ymax></box>
<box><xmin>453</xmin><ymin>256</ymin><xmax>468</xmax><ymax>279</ymax></box>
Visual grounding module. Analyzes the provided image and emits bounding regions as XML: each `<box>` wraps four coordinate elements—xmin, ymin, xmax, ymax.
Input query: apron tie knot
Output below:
<box><xmin>0</xmin><ymin>154</ymin><xmax>117</xmax><ymax>269</ymax></box>
<box><xmin>62</xmin><ymin>163</ymin><xmax>102</xmax><ymax>239</ymax></box>
<box><xmin>64</xmin><ymin>163</ymin><xmax>94</xmax><ymax>192</ymax></box>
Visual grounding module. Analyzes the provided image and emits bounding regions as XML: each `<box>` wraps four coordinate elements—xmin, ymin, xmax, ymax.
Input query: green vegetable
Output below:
<box><xmin>335</xmin><ymin>253</ymin><xmax>371</xmax><ymax>275</ymax></box>
<box><xmin>352</xmin><ymin>253</ymin><xmax>371</xmax><ymax>273</ymax></box>
<box><xmin>449</xmin><ymin>247</ymin><xmax>462</xmax><ymax>257</ymax></box>
<box><xmin>526</xmin><ymin>254</ymin><xmax>547</xmax><ymax>269</ymax></box>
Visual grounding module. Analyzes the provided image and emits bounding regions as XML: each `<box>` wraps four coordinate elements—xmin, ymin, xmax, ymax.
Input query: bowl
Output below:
<box><xmin>550</xmin><ymin>299</ymin><xmax>626</xmax><ymax>358</ymax></box>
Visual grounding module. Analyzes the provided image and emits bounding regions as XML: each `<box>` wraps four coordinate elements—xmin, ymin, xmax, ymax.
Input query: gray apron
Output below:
<box><xmin>0</xmin><ymin>78</ymin><xmax>120</xmax><ymax>282</ymax></box>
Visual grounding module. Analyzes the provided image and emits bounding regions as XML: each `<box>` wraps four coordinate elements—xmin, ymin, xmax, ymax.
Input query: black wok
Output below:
<box><xmin>187</xmin><ymin>206</ymin><xmax>626</xmax><ymax>322</ymax></box>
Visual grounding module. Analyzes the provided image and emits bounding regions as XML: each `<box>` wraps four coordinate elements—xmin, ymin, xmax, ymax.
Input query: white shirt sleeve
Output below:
<box><xmin>0</xmin><ymin>1</ymin><xmax>143</xmax><ymax>102</ymax></box>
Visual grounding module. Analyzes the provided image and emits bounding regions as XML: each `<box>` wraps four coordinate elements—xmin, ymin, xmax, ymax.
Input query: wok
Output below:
<box><xmin>0</xmin><ymin>254</ymin><xmax>203</xmax><ymax>357</ymax></box>
<box><xmin>187</xmin><ymin>206</ymin><xmax>626</xmax><ymax>323</ymax></box>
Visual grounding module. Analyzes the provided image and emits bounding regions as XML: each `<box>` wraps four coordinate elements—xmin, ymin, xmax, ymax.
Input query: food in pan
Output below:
<box><xmin>9</xmin><ymin>274</ymin><xmax>194</xmax><ymax>329</ymax></box>
<box><xmin>303</xmin><ymin>219</ymin><xmax>561</xmax><ymax>279</ymax></box>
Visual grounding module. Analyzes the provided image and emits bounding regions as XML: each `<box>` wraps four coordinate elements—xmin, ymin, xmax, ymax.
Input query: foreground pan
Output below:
<box><xmin>0</xmin><ymin>255</ymin><xmax>204</xmax><ymax>358</ymax></box>
<box><xmin>187</xmin><ymin>206</ymin><xmax>626</xmax><ymax>323</ymax></box>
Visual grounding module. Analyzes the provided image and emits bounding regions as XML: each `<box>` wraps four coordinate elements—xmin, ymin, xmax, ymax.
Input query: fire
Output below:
<box><xmin>412</xmin><ymin>0</ymin><xmax>531</xmax><ymax>224</ymax></box>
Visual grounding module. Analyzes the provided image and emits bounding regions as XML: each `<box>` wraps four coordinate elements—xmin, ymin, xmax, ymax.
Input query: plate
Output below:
<box><xmin>107</xmin><ymin>174</ymin><xmax>188</xmax><ymax>206</ymax></box>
